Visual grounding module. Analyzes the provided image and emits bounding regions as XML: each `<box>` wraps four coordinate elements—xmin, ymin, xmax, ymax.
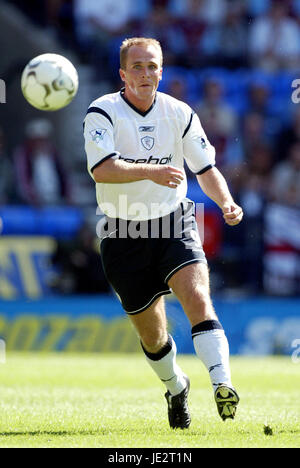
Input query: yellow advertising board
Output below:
<box><xmin>0</xmin><ymin>237</ymin><xmax>56</xmax><ymax>299</ymax></box>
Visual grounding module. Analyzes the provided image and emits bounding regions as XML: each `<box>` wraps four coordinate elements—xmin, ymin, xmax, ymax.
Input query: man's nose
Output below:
<box><xmin>141</xmin><ymin>67</ymin><xmax>150</xmax><ymax>77</ymax></box>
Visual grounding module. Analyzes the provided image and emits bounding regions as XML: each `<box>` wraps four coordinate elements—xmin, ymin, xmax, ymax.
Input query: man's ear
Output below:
<box><xmin>159</xmin><ymin>68</ymin><xmax>163</xmax><ymax>81</ymax></box>
<box><xmin>119</xmin><ymin>68</ymin><xmax>125</xmax><ymax>82</ymax></box>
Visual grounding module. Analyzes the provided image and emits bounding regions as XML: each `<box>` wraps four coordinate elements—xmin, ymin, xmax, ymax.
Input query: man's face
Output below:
<box><xmin>119</xmin><ymin>44</ymin><xmax>162</xmax><ymax>108</ymax></box>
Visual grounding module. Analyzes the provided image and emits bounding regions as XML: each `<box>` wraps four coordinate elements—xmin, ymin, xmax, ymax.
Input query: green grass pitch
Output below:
<box><xmin>0</xmin><ymin>353</ymin><xmax>299</xmax><ymax>448</ymax></box>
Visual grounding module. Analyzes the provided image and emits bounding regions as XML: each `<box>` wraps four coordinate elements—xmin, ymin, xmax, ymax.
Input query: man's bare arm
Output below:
<box><xmin>196</xmin><ymin>166</ymin><xmax>243</xmax><ymax>226</ymax></box>
<box><xmin>93</xmin><ymin>158</ymin><xmax>185</xmax><ymax>189</ymax></box>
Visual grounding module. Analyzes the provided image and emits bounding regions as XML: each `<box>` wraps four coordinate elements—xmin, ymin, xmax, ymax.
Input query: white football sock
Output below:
<box><xmin>192</xmin><ymin>320</ymin><xmax>232</xmax><ymax>391</ymax></box>
<box><xmin>142</xmin><ymin>335</ymin><xmax>187</xmax><ymax>396</ymax></box>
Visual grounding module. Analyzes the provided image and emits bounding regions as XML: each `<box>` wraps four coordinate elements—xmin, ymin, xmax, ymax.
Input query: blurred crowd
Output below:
<box><xmin>1</xmin><ymin>0</ymin><xmax>300</xmax><ymax>296</ymax></box>
<box><xmin>0</xmin><ymin>119</ymin><xmax>69</xmax><ymax>206</ymax></box>
<box><xmin>8</xmin><ymin>0</ymin><xmax>300</xmax><ymax>71</ymax></box>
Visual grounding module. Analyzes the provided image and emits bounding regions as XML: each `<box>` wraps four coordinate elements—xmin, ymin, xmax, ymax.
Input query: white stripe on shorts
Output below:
<box><xmin>164</xmin><ymin>258</ymin><xmax>207</xmax><ymax>284</ymax></box>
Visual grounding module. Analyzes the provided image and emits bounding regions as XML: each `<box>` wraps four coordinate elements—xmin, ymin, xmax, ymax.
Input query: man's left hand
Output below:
<box><xmin>222</xmin><ymin>202</ymin><xmax>243</xmax><ymax>226</ymax></box>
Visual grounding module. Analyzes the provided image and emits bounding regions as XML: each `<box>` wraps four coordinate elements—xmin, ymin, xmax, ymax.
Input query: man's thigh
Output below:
<box><xmin>168</xmin><ymin>262</ymin><xmax>210</xmax><ymax>294</ymax></box>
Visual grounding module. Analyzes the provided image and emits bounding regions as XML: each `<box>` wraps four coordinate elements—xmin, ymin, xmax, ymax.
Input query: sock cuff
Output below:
<box><xmin>141</xmin><ymin>334</ymin><xmax>173</xmax><ymax>361</ymax></box>
<box><xmin>191</xmin><ymin>320</ymin><xmax>223</xmax><ymax>339</ymax></box>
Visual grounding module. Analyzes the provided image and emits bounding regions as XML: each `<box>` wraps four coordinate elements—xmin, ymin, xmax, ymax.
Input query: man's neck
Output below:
<box><xmin>122</xmin><ymin>88</ymin><xmax>155</xmax><ymax>113</ymax></box>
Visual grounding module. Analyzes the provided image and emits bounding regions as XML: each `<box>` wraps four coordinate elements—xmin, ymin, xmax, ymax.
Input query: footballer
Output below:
<box><xmin>83</xmin><ymin>37</ymin><xmax>243</xmax><ymax>428</ymax></box>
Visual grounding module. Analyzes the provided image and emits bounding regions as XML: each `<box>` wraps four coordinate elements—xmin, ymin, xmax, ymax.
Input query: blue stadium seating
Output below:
<box><xmin>0</xmin><ymin>206</ymin><xmax>83</xmax><ymax>238</ymax></box>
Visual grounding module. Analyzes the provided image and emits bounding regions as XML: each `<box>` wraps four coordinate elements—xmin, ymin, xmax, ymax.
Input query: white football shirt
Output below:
<box><xmin>84</xmin><ymin>89</ymin><xmax>215</xmax><ymax>220</ymax></box>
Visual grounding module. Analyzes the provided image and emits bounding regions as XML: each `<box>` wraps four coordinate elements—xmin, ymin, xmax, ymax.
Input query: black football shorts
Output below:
<box><xmin>99</xmin><ymin>198</ymin><xmax>207</xmax><ymax>315</ymax></box>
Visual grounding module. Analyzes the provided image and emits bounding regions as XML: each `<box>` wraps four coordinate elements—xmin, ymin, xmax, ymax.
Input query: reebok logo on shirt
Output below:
<box><xmin>119</xmin><ymin>154</ymin><xmax>173</xmax><ymax>165</ymax></box>
<box><xmin>139</xmin><ymin>126</ymin><xmax>155</xmax><ymax>132</ymax></box>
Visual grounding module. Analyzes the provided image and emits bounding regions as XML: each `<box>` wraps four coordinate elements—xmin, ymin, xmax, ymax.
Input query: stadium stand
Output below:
<box><xmin>0</xmin><ymin>0</ymin><xmax>299</xmax><ymax>297</ymax></box>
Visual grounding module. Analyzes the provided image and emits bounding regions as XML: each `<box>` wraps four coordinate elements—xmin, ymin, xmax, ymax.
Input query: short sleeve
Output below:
<box><xmin>83</xmin><ymin>107</ymin><xmax>119</xmax><ymax>179</ymax></box>
<box><xmin>183</xmin><ymin>112</ymin><xmax>216</xmax><ymax>175</ymax></box>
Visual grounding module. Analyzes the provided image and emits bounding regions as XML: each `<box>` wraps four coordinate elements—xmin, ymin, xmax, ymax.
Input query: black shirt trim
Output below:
<box><xmin>86</xmin><ymin>107</ymin><xmax>113</xmax><ymax>126</ymax></box>
<box><xmin>195</xmin><ymin>164</ymin><xmax>214</xmax><ymax>175</ymax></box>
<box><xmin>182</xmin><ymin>111</ymin><xmax>194</xmax><ymax>138</ymax></box>
<box><xmin>91</xmin><ymin>153</ymin><xmax>118</xmax><ymax>173</ymax></box>
<box><xmin>120</xmin><ymin>88</ymin><xmax>157</xmax><ymax>117</ymax></box>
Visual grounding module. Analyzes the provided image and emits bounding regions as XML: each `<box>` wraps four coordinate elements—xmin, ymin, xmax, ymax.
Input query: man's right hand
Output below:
<box><xmin>148</xmin><ymin>165</ymin><xmax>185</xmax><ymax>188</ymax></box>
<box><xmin>93</xmin><ymin>158</ymin><xmax>185</xmax><ymax>187</ymax></box>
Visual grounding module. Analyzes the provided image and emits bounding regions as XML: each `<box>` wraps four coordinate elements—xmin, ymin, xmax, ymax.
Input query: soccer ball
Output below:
<box><xmin>21</xmin><ymin>53</ymin><xmax>78</xmax><ymax>111</ymax></box>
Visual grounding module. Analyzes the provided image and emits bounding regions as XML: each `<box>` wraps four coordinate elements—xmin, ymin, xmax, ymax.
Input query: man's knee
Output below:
<box><xmin>181</xmin><ymin>285</ymin><xmax>217</xmax><ymax>325</ymax></box>
<box><xmin>182</xmin><ymin>284</ymin><xmax>210</xmax><ymax>309</ymax></box>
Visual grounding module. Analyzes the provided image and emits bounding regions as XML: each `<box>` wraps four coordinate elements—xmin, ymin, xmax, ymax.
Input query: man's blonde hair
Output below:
<box><xmin>120</xmin><ymin>37</ymin><xmax>163</xmax><ymax>70</ymax></box>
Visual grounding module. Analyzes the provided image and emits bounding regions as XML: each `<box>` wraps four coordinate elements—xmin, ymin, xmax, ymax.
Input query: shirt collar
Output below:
<box><xmin>120</xmin><ymin>88</ymin><xmax>157</xmax><ymax>117</ymax></box>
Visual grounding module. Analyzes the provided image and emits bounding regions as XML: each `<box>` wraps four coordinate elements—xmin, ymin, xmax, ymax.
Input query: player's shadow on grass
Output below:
<box><xmin>0</xmin><ymin>430</ymin><xmax>103</xmax><ymax>437</ymax></box>
<box><xmin>0</xmin><ymin>427</ymin><xmax>201</xmax><ymax>437</ymax></box>
<box><xmin>2</xmin><ymin>427</ymin><xmax>299</xmax><ymax>437</ymax></box>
